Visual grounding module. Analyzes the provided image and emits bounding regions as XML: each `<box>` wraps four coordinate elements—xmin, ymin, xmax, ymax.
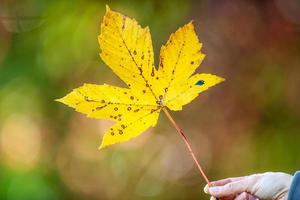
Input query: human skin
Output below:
<box><xmin>204</xmin><ymin>172</ymin><xmax>293</xmax><ymax>200</ymax></box>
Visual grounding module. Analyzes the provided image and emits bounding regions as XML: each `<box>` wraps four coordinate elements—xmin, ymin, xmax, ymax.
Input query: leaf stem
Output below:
<box><xmin>162</xmin><ymin>107</ymin><xmax>211</xmax><ymax>185</ymax></box>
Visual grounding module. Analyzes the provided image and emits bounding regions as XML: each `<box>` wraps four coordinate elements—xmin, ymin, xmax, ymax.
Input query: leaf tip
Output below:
<box><xmin>99</xmin><ymin>142</ymin><xmax>107</xmax><ymax>150</ymax></box>
<box><xmin>55</xmin><ymin>97</ymin><xmax>64</xmax><ymax>103</ymax></box>
<box><xmin>219</xmin><ymin>76</ymin><xmax>226</xmax><ymax>83</ymax></box>
<box><xmin>105</xmin><ymin>4</ymin><xmax>111</xmax><ymax>13</ymax></box>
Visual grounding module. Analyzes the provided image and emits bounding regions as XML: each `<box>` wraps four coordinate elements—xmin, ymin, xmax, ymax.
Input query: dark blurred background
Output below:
<box><xmin>0</xmin><ymin>0</ymin><xmax>300</xmax><ymax>199</ymax></box>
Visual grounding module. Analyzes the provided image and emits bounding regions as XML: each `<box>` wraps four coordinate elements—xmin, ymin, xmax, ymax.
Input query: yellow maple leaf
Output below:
<box><xmin>57</xmin><ymin>6</ymin><xmax>225</xmax><ymax>149</ymax></box>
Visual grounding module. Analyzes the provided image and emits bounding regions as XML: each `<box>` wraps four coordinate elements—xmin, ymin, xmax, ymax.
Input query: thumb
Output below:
<box><xmin>208</xmin><ymin>178</ymin><xmax>253</xmax><ymax>198</ymax></box>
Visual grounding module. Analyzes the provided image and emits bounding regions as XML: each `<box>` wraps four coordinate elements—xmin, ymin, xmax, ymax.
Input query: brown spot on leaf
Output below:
<box><xmin>151</xmin><ymin>68</ymin><xmax>155</xmax><ymax>77</ymax></box>
<box><xmin>96</xmin><ymin>105</ymin><xmax>107</xmax><ymax>110</ymax></box>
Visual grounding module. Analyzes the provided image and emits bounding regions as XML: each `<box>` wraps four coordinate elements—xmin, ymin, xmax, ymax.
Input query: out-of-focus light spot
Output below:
<box><xmin>150</xmin><ymin>129</ymin><xmax>212</xmax><ymax>185</ymax></box>
<box><xmin>135</xmin><ymin>173</ymin><xmax>164</xmax><ymax>197</ymax></box>
<box><xmin>110</xmin><ymin>152</ymin><xmax>129</xmax><ymax>186</ymax></box>
<box><xmin>0</xmin><ymin>114</ymin><xmax>41</xmax><ymax>170</ymax></box>
<box><xmin>0</xmin><ymin>22</ymin><xmax>11</xmax><ymax>64</ymax></box>
<box><xmin>0</xmin><ymin>1</ymin><xmax>48</xmax><ymax>32</ymax></box>
<box><xmin>56</xmin><ymin>115</ymin><xmax>126</xmax><ymax>199</ymax></box>
<box><xmin>38</xmin><ymin>1</ymin><xmax>103</xmax><ymax>80</ymax></box>
<box><xmin>214</xmin><ymin>1</ymin><xmax>263</xmax><ymax>48</ymax></box>
<box><xmin>6</xmin><ymin>175</ymin><xmax>58</xmax><ymax>200</ymax></box>
<box><xmin>0</xmin><ymin>16</ymin><xmax>46</xmax><ymax>33</ymax></box>
<box><xmin>0</xmin><ymin>78</ymin><xmax>42</xmax><ymax>119</ymax></box>
<box><xmin>276</xmin><ymin>0</ymin><xmax>300</xmax><ymax>25</ymax></box>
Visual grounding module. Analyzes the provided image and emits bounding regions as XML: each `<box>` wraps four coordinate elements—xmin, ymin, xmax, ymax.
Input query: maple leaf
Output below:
<box><xmin>57</xmin><ymin>6</ymin><xmax>224</xmax><ymax>149</ymax></box>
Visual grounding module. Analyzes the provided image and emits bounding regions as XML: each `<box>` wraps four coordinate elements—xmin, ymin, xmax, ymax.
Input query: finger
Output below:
<box><xmin>234</xmin><ymin>192</ymin><xmax>259</xmax><ymax>200</ymax></box>
<box><xmin>210</xmin><ymin>176</ymin><xmax>248</xmax><ymax>187</ymax></box>
<box><xmin>209</xmin><ymin>179</ymin><xmax>252</xmax><ymax>197</ymax></box>
<box><xmin>204</xmin><ymin>177</ymin><xmax>246</xmax><ymax>194</ymax></box>
<box><xmin>210</xmin><ymin>197</ymin><xmax>216</xmax><ymax>200</ymax></box>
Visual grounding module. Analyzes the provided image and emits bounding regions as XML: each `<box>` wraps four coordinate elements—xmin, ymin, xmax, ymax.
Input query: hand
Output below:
<box><xmin>204</xmin><ymin>172</ymin><xmax>293</xmax><ymax>200</ymax></box>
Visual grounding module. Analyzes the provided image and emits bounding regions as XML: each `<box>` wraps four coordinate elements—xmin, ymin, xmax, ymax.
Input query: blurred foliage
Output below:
<box><xmin>0</xmin><ymin>0</ymin><xmax>300</xmax><ymax>199</ymax></box>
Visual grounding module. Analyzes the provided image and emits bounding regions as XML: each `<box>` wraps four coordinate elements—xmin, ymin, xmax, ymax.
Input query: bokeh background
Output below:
<box><xmin>0</xmin><ymin>0</ymin><xmax>300</xmax><ymax>199</ymax></box>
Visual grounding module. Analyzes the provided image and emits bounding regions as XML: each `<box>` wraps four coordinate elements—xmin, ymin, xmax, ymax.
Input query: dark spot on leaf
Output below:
<box><xmin>138</xmin><ymin>67</ymin><xmax>143</xmax><ymax>74</ymax></box>
<box><xmin>196</xmin><ymin>80</ymin><xmax>205</xmax><ymax>86</ymax></box>
<box><xmin>164</xmin><ymin>88</ymin><xmax>168</xmax><ymax>92</ymax></box>
<box><xmin>151</xmin><ymin>68</ymin><xmax>155</xmax><ymax>77</ymax></box>
<box><xmin>142</xmin><ymin>90</ymin><xmax>146</xmax><ymax>93</ymax></box>
<box><xmin>130</xmin><ymin>96</ymin><xmax>134</xmax><ymax>100</ymax></box>
<box><xmin>141</xmin><ymin>55</ymin><xmax>144</xmax><ymax>60</ymax></box>
<box><xmin>111</xmin><ymin>132</ymin><xmax>114</xmax><ymax>136</ymax></box>
<box><xmin>191</xmin><ymin>61</ymin><xmax>194</xmax><ymax>65</ymax></box>
<box><xmin>96</xmin><ymin>105</ymin><xmax>107</xmax><ymax>110</ymax></box>
<box><xmin>127</xmin><ymin>107</ymin><xmax>132</xmax><ymax>111</ymax></box>
<box><xmin>133</xmin><ymin>50</ymin><xmax>137</xmax><ymax>55</ymax></box>
<box><xmin>122</xmin><ymin>16</ymin><xmax>126</xmax><ymax>30</ymax></box>
<box><xmin>114</xmin><ymin>107</ymin><xmax>118</xmax><ymax>111</ymax></box>
<box><xmin>118</xmin><ymin>130</ymin><xmax>123</xmax><ymax>134</ymax></box>
<box><xmin>121</xmin><ymin>124</ymin><xmax>126</xmax><ymax>129</ymax></box>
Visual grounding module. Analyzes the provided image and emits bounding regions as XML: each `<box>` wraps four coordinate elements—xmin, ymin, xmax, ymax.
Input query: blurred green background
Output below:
<box><xmin>0</xmin><ymin>0</ymin><xmax>300</xmax><ymax>199</ymax></box>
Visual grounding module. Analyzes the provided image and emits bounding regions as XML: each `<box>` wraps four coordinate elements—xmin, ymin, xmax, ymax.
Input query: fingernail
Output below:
<box><xmin>204</xmin><ymin>185</ymin><xmax>209</xmax><ymax>194</ymax></box>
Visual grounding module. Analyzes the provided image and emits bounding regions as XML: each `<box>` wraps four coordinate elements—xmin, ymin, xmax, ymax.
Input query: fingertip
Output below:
<box><xmin>204</xmin><ymin>184</ymin><xmax>210</xmax><ymax>194</ymax></box>
<box><xmin>210</xmin><ymin>196</ymin><xmax>216</xmax><ymax>200</ymax></box>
